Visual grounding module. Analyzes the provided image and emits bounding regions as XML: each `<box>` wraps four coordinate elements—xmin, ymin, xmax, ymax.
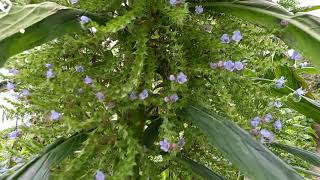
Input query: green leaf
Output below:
<box><xmin>271</xmin><ymin>143</ymin><xmax>320</xmax><ymax>166</ymax></box>
<box><xmin>3</xmin><ymin>133</ymin><xmax>87</xmax><ymax>180</ymax></box>
<box><xmin>180</xmin><ymin>105</ymin><xmax>303</xmax><ymax>180</ymax></box>
<box><xmin>299</xmin><ymin>6</ymin><xmax>320</xmax><ymax>12</ymax></box>
<box><xmin>0</xmin><ymin>2</ymin><xmax>106</xmax><ymax>67</ymax></box>
<box><xmin>292</xmin><ymin>166</ymin><xmax>320</xmax><ymax>177</ymax></box>
<box><xmin>176</xmin><ymin>154</ymin><xmax>225</xmax><ymax>180</ymax></box>
<box><xmin>198</xmin><ymin>1</ymin><xmax>320</xmax><ymax>68</ymax></box>
<box><xmin>296</xmin><ymin>67</ymin><xmax>320</xmax><ymax>74</ymax></box>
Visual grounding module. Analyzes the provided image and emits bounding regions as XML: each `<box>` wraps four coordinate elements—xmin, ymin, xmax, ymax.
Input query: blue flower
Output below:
<box><xmin>84</xmin><ymin>76</ymin><xmax>93</xmax><ymax>84</ymax></box>
<box><xmin>169</xmin><ymin>74</ymin><xmax>176</xmax><ymax>81</ymax></box>
<box><xmin>96</xmin><ymin>92</ymin><xmax>105</xmax><ymax>101</ymax></box>
<box><xmin>274</xmin><ymin>120</ymin><xmax>282</xmax><ymax>130</ymax></box>
<box><xmin>234</xmin><ymin>61</ymin><xmax>244</xmax><ymax>70</ymax></box>
<box><xmin>70</xmin><ymin>0</ymin><xmax>78</xmax><ymax>5</ymax></box>
<box><xmin>9</xmin><ymin>68</ymin><xmax>19</xmax><ymax>75</ymax></box>
<box><xmin>231</xmin><ymin>31</ymin><xmax>242</xmax><ymax>42</ymax></box>
<box><xmin>290</xmin><ymin>50</ymin><xmax>302</xmax><ymax>60</ymax></box>
<box><xmin>169</xmin><ymin>0</ymin><xmax>177</xmax><ymax>6</ymax></box>
<box><xmin>274</xmin><ymin>101</ymin><xmax>283</xmax><ymax>108</ymax></box>
<box><xmin>21</xmin><ymin>89</ymin><xmax>30</xmax><ymax>97</ymax></box>
<box><xmin>294</xmin><ymin>87</ymin><xmax>306</xmax><ymax>96</ymax></box>
<box><xmin>50</xmin><ymin>111</ymin><xmax>61</xmax><ymax>121</ymax></box>
<box><xmin>160</xmin><ymin>139</ymin><xmax>170</xmax><ymax>152</ymax></box>
<box><xmin>263</xmin><ymin>114</ymin><xmax>272</xmax><ymax>123</ymax></box>
<box><xmin>210</xmin><ymin>62</ymin><xmax>217</xmax><ymax>69</ymax></box>
<box><xmin>9</xmin><ymin>130</ymin><xmax>19</xmax><ymax>139</ymax></box>
<box><xmin>195</xmin><ymin>5</ymin><xmax>204</xmax><ymax>14</ymax></box>
<box><xmin>129</xmin><ymin>92</ymin><xmax>138</xmax><ymax>100</ymax></box>
<box><xmin>46</xmin><ymin>63</ymin><xmax>53</xmax><ymax>69</ymax></box>
<box><xmin>80</xmin><ymin>16</ymin><xmax>90</xmax><ymax>24</ymax></box>
<box><xmin>75</xmin><ymin>66</ymin><xmax>84</xmax><ymax>72</ymax></box>
<box><xmin>176</xmin><ymin>72</ymin><xmax>187</xmax><ymax>84</ymax></box>
<box><xmin>251</xmin><ymin>117</ymin><xmax>260</xmax><ymax>128</ymax></box>
<box><xmin>275</xmin><ymin>76</ymin><xmax>285</xmax><ymax>89</ymax></box>
<box><xmin>223</xmin><ymin>60</ymin><xmax>235</xmax><ymax>71</ymax></box>
<box><xmin>139</xmin><ymin>89</ymin><xmax>149</xmax><ymax>100</ymax></box>
<box><xmin>0</xmin><ymin>168</ymin><xmax>8</xmax><ymax>174</ymax></box>
<box><xmin>260</xmin><ymin>129</ymin><xmax>273</xmax><ymax>139</ymax></box>
<box><xmin>6</xmin><ymin>82</ymin><xmax>15</xmax><ymax>90</ymax></box>
<box><xmin>46</xmin><ymin>69</ymin><xmax>55</xmax><ymax>79</ymax></box>
<box><xmin>220</xmin><ymin>34</ymin><xmax>230</xmax><ymax>43</ymax></box>
<box><xmin>95</xmin><ymin>170</ymin><xmax>105</xmax><ymax>180</ymax></box>
<box><xmin>164</xmin><ymin>93</ymin><xmax>179</xmax><ymax>103</ymax></box>
<box><xmin>178</xmin><ymin>137</ymin><xmax>185</xmax><ymax>149</ymax></box>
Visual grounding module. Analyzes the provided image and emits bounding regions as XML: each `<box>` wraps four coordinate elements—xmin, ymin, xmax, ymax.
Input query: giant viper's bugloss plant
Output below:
<box><xmin>1</xmin><ymin>0</ymin><xmax>320</xmax><ymax>179</ymax></box>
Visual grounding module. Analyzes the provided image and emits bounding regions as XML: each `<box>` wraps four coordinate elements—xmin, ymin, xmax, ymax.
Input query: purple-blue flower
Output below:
<box><xmin>274</xmin><ymin>120</ymin><xmax>282</xmax><ymax>130</ymax></box>
<box><xmin>295</xmin><ymin>87</ymin><xmax>306</xmax><ymax>96</ymax></box>
<box><xmin>234</xmin><ymin>61</ymin><xmax>244</xmax><ymax>70</ymax></box>
<box><xmin>50</xmin><ymin>111</ymin><xmax>61</xmax><ymax>121</ymax></box>
<box><xmin>232</xmin><ymin>31</ymin><xmax>242</xmax><ymax>42</ymax></box>
<box><xmin>275</xmin><ymin>76</ymin><xmax>285</xmax><ymax>89</ymax></box>
<box><xmin>223</xmin><ymin>60</ymin><xmax>235</xmax><ymax>71</ymax></box>
<box><xmin>129</xmin><ymin>92</ymin><xmax>138</xmax><ymax>100</ymax></box>
<box><xmin>139</xmin><ymin>89</ymin><xmax>149</xmax><ymax>100</ymax></box>
<box><xmin>160</xmin><ymin>139</ymin><xmax>170</xmax><ymax>152</ymax></box>
<box><xmin>169</xmin><ymin>74</ymin><xmax>176</xmax><ymax>81</ymax></box>
<box><xmin>75</xmin><ymin>66</ymin><xmax>84</xmax><ymax>72</ymax></box>
<box><xmin>290</xmin><ymin>50</ymin><xmax>302</xmax><ymax>60</ymax></box>
<box><xmin>210</xmin><ymin>62</ymin><xmax>217</xmax><ymax>69</ymax></box>
<box><xmin>84</xmin><ymin>76</ymin><xmax>93</xmax><ymax>84</ymax></box>
<box><xmin>9</xmin><ymin>68</ymin><xmax>19</xmax><ymax>75</ymax></box>
<box><xmin>263</xmin><ymin>114</ymin><xmax>272</xmax><ymax>123</ymax></box>
<box><xmin>251</xmin><ymin>117</ymin><xmax>260</xmax><ymax>127</ymax></box>
<box><xmin>70</xmin><ymin>0</ymin><xmax>78</xmax><ymax>5</ymax></box>
<box><xmin>178</xmin><ymin>137</ymin><xmax>185</xmax><ymax>149</ymax></box>
<box><xmin>195</xmin><ymin>5</ymin><xmax>203</xmax><ymax>14</ymax></box>
<box><xmin>96</xmin><ymin>92</ymin><xmax>105</xmax><ymax>101</ymax></box>
<box><xmin>95</xmin><ymin>170</ymin><xmax>105</xmax><ymax>180</ymax></box>
<box><xmin>9</xmin><ymin>130</ymin><xmax>19</xmax><ymax>139</ymax></box>
<box><xmin>164</xmin><ymin>93</ymin><xmax>179</xmax><ymax>103</ymax></box>
<box><xmin>169</xmin><ymin>0</ymin><xmax>177</xmax><ymax>6</ymax></box>
<box><xmin>176</xmin><ymin>72</ymin><xmax>187</xmax><ymax>84</ymax></box>
<box><xmin>46</xmin><ymin>69</ymin><xmax>55</xmax><ymax>79</ymax></box>
<box><xmin>220</xmin><ymin>34</ymin><xmax>230</xmax><ymax>43</ymax></box>
<box><xmin>6</xmin><ymin>82</ymin><xmax>15</xmax><ymax>90</ymax></box>
<box><xmin>80</xmin><ymin>16</ymin><xmax>90</xmax><ymax>24</ymax></box>
<box><xmin>260</xmin><ymin>129</ymin><xmax>273</xmax><ymax>139</ymax></box>
<box><xmin>21</xmin><ymin>89</ymin><xmax>30</xmax><ymax>97</ymax></box>
<box><xmin>274</xmin><ymin>101</ymin><xmax>283</xmax><ymax>108</ymax></box>
<box><xmin>46</xmin><ymin>63</ymin><xmax>53</xmax><ymax>69</ymax></box>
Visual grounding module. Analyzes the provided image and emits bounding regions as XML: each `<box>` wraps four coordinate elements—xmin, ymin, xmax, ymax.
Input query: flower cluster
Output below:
<box><xmin>159</xmin><ymin>137</ymin><xmax>185</xmax><ymax>152</ymax></box>
<box><xmin>250</xmin><ymin>114</ymin><xmax>282</xmax><ymax>143</ymax></box>
<box><xmin>164</xmin><ymin>93</ymin><xmax>179</xmax><ymax>103</ymax></box>
<box><xmin>169</xmin><ymin>72</ymin><xmax>187</xmax><ymax>84</ymax></box>
<box><xmin>129</xmin><ymin>89</ymin><xmax>149</xmax><ymax>101</ymax></box>
<box><xmin>220</xmin><ymin>31</ymin><xmax>242</xmax><ymax>43</ymax></box>
<box><xmin>210</xmin><ymin>60</ymin><xmax>244</xmax><ymax>71</ymax></box>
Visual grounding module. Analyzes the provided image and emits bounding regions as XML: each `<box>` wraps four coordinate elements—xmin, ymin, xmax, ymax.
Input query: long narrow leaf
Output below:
<box><xmin>180</xmin><ymin>105</ymin><xmax>303</xmax><ymax>180</ymax></box>
<box><xmin>0</xmin><ymin>2</ymin><xmax>106</xmax><ymax>67</ymax></box>
<box><xmin>4</xmin><ymin>133</ymin><xmax>87</xmax><ymax>180</ymax></box>
<box><xmin>176</xmin><ymin>154</ymin><xmax>225</xmax><ymax>180</ymax></box>
<box><xmin>271</xmin><ymin>143</ymin><xmax>320</xmax><ymax>166</ymax></box>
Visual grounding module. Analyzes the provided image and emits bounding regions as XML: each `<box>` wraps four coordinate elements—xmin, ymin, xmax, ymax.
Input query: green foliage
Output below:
<box><xmin>0</xmin><ymin>0</ymin><xmax>319</xmax><ymax>179</ymax></box>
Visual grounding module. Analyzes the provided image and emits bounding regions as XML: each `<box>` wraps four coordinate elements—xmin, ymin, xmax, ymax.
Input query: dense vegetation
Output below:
<box><xmin>1</xmin><ymin>0</ymin><xmax>320</xmax><ymax>179</ymax></box>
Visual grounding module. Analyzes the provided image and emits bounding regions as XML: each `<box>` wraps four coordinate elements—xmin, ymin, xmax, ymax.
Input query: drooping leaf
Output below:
<box><xmin>176</xmin><ymin>154</ymin><xmax>225</xmax><ymax>180</ymax></box>
<box><xmin>0</xmin><ymin>2</ymin><xmax>106</xmax><ymax>67</ymax></box>
<box><xmin>180</xmin><ymin>105</ymin><xmax>303</xmax><ymax>180</ymax></box>
<box><xmin>271</xmin><ymin>143</ymin><xmax>320</xmax><ymax>166</ymax></box>
<box><xmin>292</xmin><ymin>166</ymin><xmax>320</xmax><ymax>177</ymax></box>
<box><xmin>197</xmin><ymin>1</ymin><xmax>320</xmax><ymax>68</ymax></box>
<box><xmin>3</xmin><ymin>133</ymin><xmax>87</xmax><ymax>180</ymax></box>
<box><xmin>296</xmin><ymin>67</ymin><xmax>320</xmax><ymax>74</ymax></box>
